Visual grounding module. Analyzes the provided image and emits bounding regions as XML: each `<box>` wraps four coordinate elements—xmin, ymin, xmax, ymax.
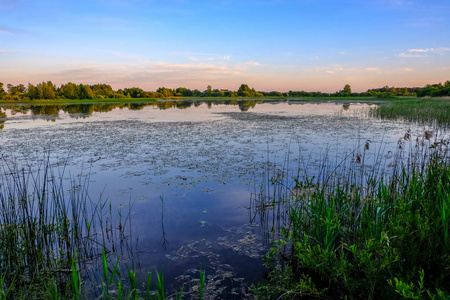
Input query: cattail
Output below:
<box><xmin>424</xmin><ymin>130</ymin><xmax>433</xmax><ymax>140</ymax></box>
<box><xmin>364</xmin><ymin>140</ymin><xmax>371</xmax><ymax>151</ymax></box>
<box><xmin>404</xmin><ymin>132</ymin><xmax>411</xmax><ymax>141</ymax></box>
<box><xmin>356</xmin><ymin>154</ymin><xmax>361</xmax><ymax>164</ymax></box>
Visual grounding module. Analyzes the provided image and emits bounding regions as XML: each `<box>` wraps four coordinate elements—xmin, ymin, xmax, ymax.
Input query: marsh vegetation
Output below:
<box><xmin>253</xmin><ymin>133</ymin><xmax>450</xmax><ymax>299</ymax></box>
<box><xmin>1</xmin><ymin>100</ymin><xmax>449</xmax><ymax>298</ymax></box>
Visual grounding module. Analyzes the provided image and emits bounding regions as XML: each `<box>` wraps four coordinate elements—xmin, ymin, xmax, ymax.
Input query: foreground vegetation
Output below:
<box><xmin>2</xmin><ymin>97</ymin><xmax>450</xmax><ymax>298</ymax></box>
<box><xmin>3</xmin><ymin>137</ymin><xmax>450</xmax><ymax>299</ymax></box>
<box><xmin>255</xmin><ymin>139</ymin><xmax>450</xmax><ymax>299</ymax></box>
<box><xmin>0</xmin><ymin>154</ymin><xmax>207</xmax><ymax>299</ymax></box>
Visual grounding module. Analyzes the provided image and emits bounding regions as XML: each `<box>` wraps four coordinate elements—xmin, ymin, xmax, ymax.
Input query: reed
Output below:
<box><xmin>0</xmin><ymin>153</ymin><xmax>135</xmax><ymax>298</ymax></box>
<box><xmin>0</xmin><ymin>154</ymin><xmax>92</xmax><ymax>297</ymax></box>
<box><xmin>0</xmin><ymin>153</ymin><xmax>208</xmax><ymax>299</ymax></box>
<box><xmin>255</xmin><ymin>136</ymin><xmax>450</xmax><ymax>299</ymax></box>
<box><xmin>370</xmin><ymin>97</ymin><xmax>450</xmax><ymax>125</ymax></box>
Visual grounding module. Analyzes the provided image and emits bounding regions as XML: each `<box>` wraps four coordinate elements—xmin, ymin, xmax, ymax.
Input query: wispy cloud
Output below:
<box><xmin>0</xmin><ymin>27</ymin><xmax>13</xmax><ymax>34</ymax></box>
<box><xmin>320</xmin><ymin>65</ymin><xmax>344</xmax><ymax>74</ymax></box>
<box><xmin>372</xmin><ymin>0</ymin><xmax>413</xmax><ymax>9</ymax></box>
<box><xmin>45</xmin><ymin>60</ymin><xmax>262</xmax><ymax>90</ymax></box>
<box><xmin>171</xmin><ymin>51</ymin><xmax>232</xmax><ymax>64</ymax></box>
<box><xmin>399</xmin><ymin>47</ymin><xmax>450</xmax><ymax>58</ymax></box>
<box><xmin>154</xmin><ymin>62</ymin><xmax>228</xmax><ymax>71</ymax></box>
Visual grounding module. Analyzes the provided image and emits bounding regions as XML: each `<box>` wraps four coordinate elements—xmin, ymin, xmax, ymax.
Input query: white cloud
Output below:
<box><xmin>171</xmin><ymin>51</ymin><xmax>232</xmax><ymax>63</ymax></box>
<box><xmin>154</xmin><ymin>62</ymin><xmax>227</xmax><ymax>71</ymax></box>
<box><xmin>408</xmin><ymin>49</ymin><xmax>429</xmax><ymax>53</ymax></box>
<box><xmin>399</xmin><ymin>47</ymin><xmax>450</xmax><ymax>58</ymax></box>
<box><xmin>398</xmin><ymin>52</ymin><xmax>423</xmax><ymax>58</ymax></box>
<box><xmin>245</xmin><ymin>61</ymin><xmax>259</xmax><ymax>66</ymax></box>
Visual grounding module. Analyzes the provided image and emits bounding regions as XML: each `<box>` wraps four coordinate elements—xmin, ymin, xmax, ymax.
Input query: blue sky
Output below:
<box><xmin>1</xmin><ymin>0</ymin><xmax>449</xmax><ymax>92</ymax></box>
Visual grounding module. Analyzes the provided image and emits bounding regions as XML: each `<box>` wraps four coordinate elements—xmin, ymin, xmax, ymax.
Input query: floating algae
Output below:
<box><xmin>164</xmin><ymin>223</ymin><xmax>264</xmax><ymax>299</ymax></box>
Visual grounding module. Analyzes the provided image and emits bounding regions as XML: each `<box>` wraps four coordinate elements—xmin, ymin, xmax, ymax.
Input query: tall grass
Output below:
<box><xmin>0</xmin><ymin>153</ymin><xmax>134</xmax><ymax>298</ymax></box>
<box><xmin>0</xmin><ymin>153</ymin><xmax>208</xmax><ymax>299</ymax></box>
<box><xmin>0</xmin><ymin>154</ymin><xmax>90</xmax><ymax>297</ymax></box>
<box><xmin>370</xmin><ymin>97</ymin><xmax>450</xmax><ymax>125</ymax></box>
<box><xmin>255</xmin><ymin>136</ymin><xmax>450</xmax><ymax>299</ymax></box>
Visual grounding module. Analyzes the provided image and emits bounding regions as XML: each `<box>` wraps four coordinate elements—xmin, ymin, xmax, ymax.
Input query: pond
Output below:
<box><xmin>0</xmin><ymin>99</ymin><xmax>443</xmax><ymax>298</ymax></box>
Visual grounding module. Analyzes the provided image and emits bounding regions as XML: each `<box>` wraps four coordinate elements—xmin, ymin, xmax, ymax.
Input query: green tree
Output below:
<box><xmin>237</xmin><ymin>84</ymin><xmax>255</xmax><ymax>97</ymax></box>
<box><xmin>61</xmin><ymin>82</ymin><xmax>79</xmax><ymax>99</ymax></box>
<box><xmin>7</xmin><ymin>83</ymin><xmax>26</xmax><ymax>95</ymax></box>
<box><xmin>156</xmin><ymin>87</ymin><xmax>174</xmax><ymax>98</ymax></box>
<box><xmin>91</xmin><ymin>84</ymin><xmax>115</xmax><ymax>98</ymax></box>
<box><xmin>203</xmin><ymin>85</ymin><xmax>213</xmax><ymax>97</ymax></box>
<box><xmin>343</xmin><ymin>84</ymin><xmax>352</xmax><ymax>94</ymax></box>
<box><xmin>0</xmin><ymin>82</ymin><xmax>3</xmax><ymax>93</ymax></box>
<box><xmin>176</xmin><ymin>87</ymin><xmax>193</xmax><ymax>97</ymax></box>
<box><xmin>26</xmin><ymin>83</ymin><xmax>38</xmax><ymax>99</ymax></box>
<box><xmin>36</xmin><ymin>81</ymin><xmax>56</xmax><ymax>99</ymax></box>
<box><xmin>77</xmin><ymin>84</ymin><xmax>94</xmax><ymax>99</ymax></box>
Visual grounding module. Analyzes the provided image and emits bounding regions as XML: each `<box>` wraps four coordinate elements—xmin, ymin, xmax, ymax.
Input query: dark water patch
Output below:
<box><xmin>217</xmin><ymin>111</ymin><xmax>301</xmax><ymax>121</ymax></box>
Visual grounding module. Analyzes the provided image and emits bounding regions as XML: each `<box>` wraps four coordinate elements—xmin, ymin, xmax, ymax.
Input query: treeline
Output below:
<box><xmin>0</xmin><ymin>80</ymin><xmax>449</xmax><ymax>101</ymax></box>
<box><xmin>0</xmin><ymin>82</ymin><xmax>267</xmax><ymax>101</ymax></box>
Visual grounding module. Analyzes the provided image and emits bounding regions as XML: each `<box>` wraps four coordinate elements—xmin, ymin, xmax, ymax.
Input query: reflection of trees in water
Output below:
<box><xmin>177</xmin><ymin>100</ymin><xmax>194</xmax><ymax>109</ymax></box>
<box><xmin>126</xmin><ymin>103</ymin><xmax>147</xmax><ymax>111</ymax></box>
<box><xmin>64</xmin><ymin>104</ymin><xmax>95</xmax><ymax>116</ymax></box>
<box><xmin>0</xmin><ymin>111</ymin><xmax>6</xmax><ymax>130</ymax></box>
<box><xmin>10</xmin><ymin>108</ymin><xmax>29</xmax><ymax>116</ymax></box>
<box><xmin>0</xmin><ymin>99</ymin><xmax>267</xmax><ymax>122</ymax></box>
<box><xmin>153</xmin><ymin>99</ymin><xmax>263</xmax><ymax>111</ymax></box>
<box><xmin>30</xmin><ymin>105</ymin><xmax>60</xmax><ymax>117</ymax></box>
<box><xmin>155</xmin><ymin>101</ymin><xmax>194</xmax><ymax>110</ymax></box>
<box><xmin>64</xmin><ymin>103</ymin><xmax>129</xmax><ymax>116</ymax></box>
<box><xmin>238</xmin><ymin>100</ymin><xmax>260</xmax><ymax>112</ymax></box>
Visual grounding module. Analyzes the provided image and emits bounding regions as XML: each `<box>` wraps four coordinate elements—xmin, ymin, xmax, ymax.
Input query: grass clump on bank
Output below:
<box><xmin>256</xmin><ymin>141</ymin><xmax>450</xmax><ymax>299</ymax></box>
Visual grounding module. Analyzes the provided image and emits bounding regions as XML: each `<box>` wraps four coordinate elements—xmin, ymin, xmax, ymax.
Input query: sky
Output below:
<box><xmin>1</xmin><ymin>0</ymin><xmax>450</xmax><ymax>93</ymax></box>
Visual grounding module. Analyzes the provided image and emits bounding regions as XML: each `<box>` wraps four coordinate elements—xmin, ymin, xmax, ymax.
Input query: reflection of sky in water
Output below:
<box><xmin>0</xmin><ymin>101</ymin><xmax>445</xmax><ymax>297</ymax></box>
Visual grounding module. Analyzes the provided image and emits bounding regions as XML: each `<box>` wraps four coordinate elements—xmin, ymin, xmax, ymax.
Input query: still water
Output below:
<box><xmin>0</xmin><ymin>100</ymin><xmax>441</xmax><ymax>298</ymax></box>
